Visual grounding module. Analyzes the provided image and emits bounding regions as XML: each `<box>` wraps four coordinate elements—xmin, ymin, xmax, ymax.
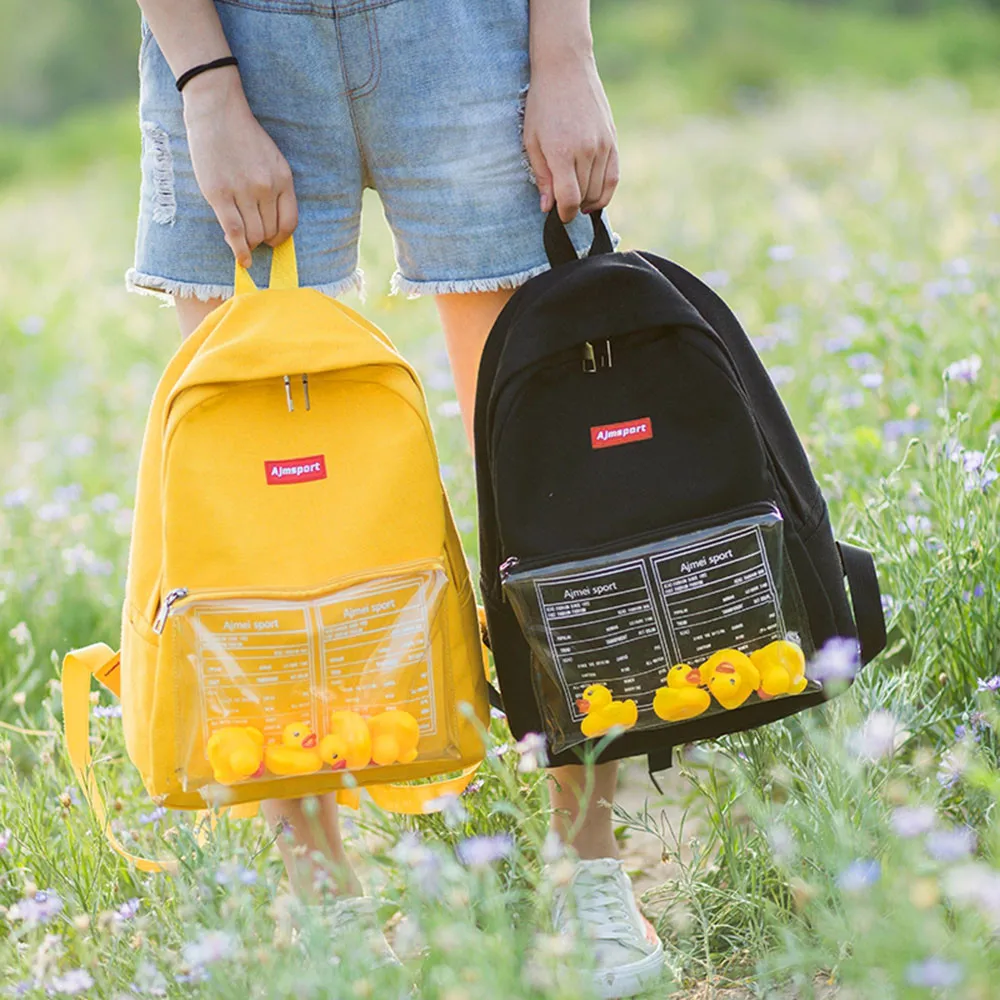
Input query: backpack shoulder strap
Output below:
<box><xmin>837</xmin><ymin>542</ymin><xmax>887</xmax><ymax>665</ymax></box>
<box><xmin>62</xmin><ymin>645</ymin><xmax>178</xmax><ymax>874</ymax></box>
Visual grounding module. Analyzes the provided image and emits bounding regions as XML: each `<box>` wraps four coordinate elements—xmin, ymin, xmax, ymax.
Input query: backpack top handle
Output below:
<box><xmin>543</xmin><ymin>208</ymin><xmax>614</xmax><ymax>268</ymax></box>
<box><xmin>233</xmin><ymin>236</ymin><xmax>300</xmax><ymax>296</ymax></box>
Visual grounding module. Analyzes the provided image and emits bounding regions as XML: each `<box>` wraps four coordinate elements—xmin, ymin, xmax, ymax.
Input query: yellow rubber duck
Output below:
<box><xmin>576</xmin><ymin>684</ymin><xmax>638</xmax><ymax>738</ymax></box>
<box><xmin>319</xmin><ymin>710</ymin><xmax>372</xmax><ymax>771</ymax></box>
<box><xmin>368</xmin><ymin>710</ymin><xmax>420</xmax><ymax>766</ymax></box>
<box><xmin>750</xmin><ymin>639</ymin><xmax>808</xmax><ymax>699</ymax></box>
<box><xmin>652</xmin><ymin>663</ymin><xmax>712</xmax><ymax>721</ymax></box>
<box><xmin>205</xmin><ymin>726</ymin><xmax>265</xmax><ymax>784</ymax></box>
<box><xmin>701</xmin><ymin>649</ymin><xmax>760</xmax><ymax>710</ymax></box>
<box><xmin>264</xmin><ymin>722</ymin><xmax>323</xmax><ymax>776</ymax></box>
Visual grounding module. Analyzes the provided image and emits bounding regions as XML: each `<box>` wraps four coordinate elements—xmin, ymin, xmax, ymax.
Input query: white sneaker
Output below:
<box><xmin>551</xmin><ymin>858</ymin><xmax>665</xmax><ymax>999</ymax></box>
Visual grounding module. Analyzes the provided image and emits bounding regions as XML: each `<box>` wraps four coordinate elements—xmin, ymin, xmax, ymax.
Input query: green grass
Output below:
<box><xmin>2</xmin><ymin>66</ymin><xmax>1000</xmax><ymax>1000</ymax></box>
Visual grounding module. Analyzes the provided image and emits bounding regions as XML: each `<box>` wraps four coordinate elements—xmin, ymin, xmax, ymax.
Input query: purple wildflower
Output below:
<box><xmin>824</xmin><ymin>335</ymin><xmax>854</xmax><ymax>354</ymax></box>
<box><xmin>883</xmin><ymin>419</ymin><xmax>929</xmax><ymax>443</ymax></box>
<box><xmin>116</xmin><ymin>898</ymin><xmax>141</xmax><ymax>921</ymax></box>
<box><xmin>905</xmin><ymin>958</ymin><xmax>964</xmax><ymax>989</ymax></box>
<box><xmin>943</xmin><ymin>355</ymin><xmax>981</xmax><ymax>383</ymax></box>
<box><xmin>514</xmin><ymin>732</ymin><xmax>548</xmax><ymax>773</ymax></box>
<box><xmin>853</xmin><ymin>710</ymin><xmax>902</xmax><ymax>761</ymax></box>
<box><xmin>937</xmin><ymin>748</ymin><xmax>966</xmax><ymax>790</ymax></box>
<box><xmin>456</xmin><ymin>834</ymin><xmax>514</xmax><ymax>868</ymax></box>
<box><xmin>139</xmin><ymin>805</ymin><xmax>167</xmax><ymax>826</ymax></box>
<box><xmin>8</xmin><ymin>889</ymin><xmax>62</xmax><ymax>928</ymax></box>
<box><xmin>926</xmin><ymin>826</ymin><xmax>976</xmax><ymax>862</ymax></box>
<box><xmin>890</xmin><ymin>805</ymin><xmax>936</xmax><ymax>839</ymax></box>
<box><xmin>859</xmin><ymin>372</ymin><xmax>883</xmax><ymax>389</ymax></box>
<box><xmin>182</xmin><ymin>929</ymin><xmax>236</xmax><ymax>968</ymax></box>
<box><xmin>49</xmin><ymin>969</ymin><xmax>94</xmax><ymax>995</ymax></box>
<box><xmin>973</xmin><ymin>583</ymin><xmax>986</xmax><ymax>599</ymax></box>
<box><xmin>836</xmin><ymin>859</ymin><xmax>880</xmax><ymax>893</ymax></box>
<box><xmin>977</xmin><ymin>676</ymin><xmax>1000</xmax><ymax>693</ymax></box>
<box><xmin>954</xmin><ymin>724</ymin><xmax>967</xmax><ymax>740</ymax></box>
<box><xmin>767</xmin><ymin>366</ymin><xmax>795</xmax><ymax>387</ymax></box>
<box><xmin>847</xmin><ymin>352</ymin><xmax>879</xmax><ymax>371</ymax></box>
<box><xmin>806</xmin><ymin>637</ymin><xmax>859</xmax><ymax>685</ymax></box>
<box><xmin>93</xmin><ymin>704</ymin><xmax>122</xmax><ymax>719</ymax></box>
<box><xmin>462</xmin><ymin>779</ymin><xmax>485</xmax><ymax>796</ymax></box>
<box><xmin>702</xmin><ymin>270</ymin><xmax>730</xmax><ymax>288</ymax></box>
<box><xmin>391</xmin><ymin>832</ymin><xmax>444</xmax><ymax>895</ymax></box>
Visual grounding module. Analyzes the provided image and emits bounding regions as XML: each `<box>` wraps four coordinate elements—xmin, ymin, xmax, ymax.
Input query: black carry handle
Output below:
<box><xmin>543</xmin><ymin>208</ymin><xmax>615</xmax><ymax>268</ymax></box>
<box><xmin>838</xmin><ymin>541</ymin><xmax>887</xmax><ymax>665</ymax></box>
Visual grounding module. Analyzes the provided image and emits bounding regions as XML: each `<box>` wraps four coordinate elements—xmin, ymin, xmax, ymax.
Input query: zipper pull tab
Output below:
<box><xmin>498</xmin><ymin>556</ymin><xmax>519</xmax><ymax>582</ymax></box>
<box><xmin>283</xmin><ymin>375</ymin><xmax>294</xmax><ymax>412</ymax></box>
<box><xmin>582</xmin><ymin>342</ymin><xmax>596</xmax><ymax>374</ymax></box>
<box><xmin>153</xmin><ymin>587</ymin><xmax>189</xmax><ymax>635</ymax></box>
<box><xmin>598</xmin><ymin>339</ymin><xmax>613</xmax><ymax>369</ymax></box>
<box><xmin>301</xmin><ymin>373</ymin><xmax>311</xmax><ymax>411</ymax></box>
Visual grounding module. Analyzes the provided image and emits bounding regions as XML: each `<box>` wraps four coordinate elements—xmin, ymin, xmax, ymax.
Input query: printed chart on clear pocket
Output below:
<box><xmin>186</xmin><ymin>572</ymin><xmax>440</xmax><ymax>744</ymax></box>
<box><xmin>533</xmin><ymin>523</ymin><xmax>785</xmax><ymax>720</ymax></box>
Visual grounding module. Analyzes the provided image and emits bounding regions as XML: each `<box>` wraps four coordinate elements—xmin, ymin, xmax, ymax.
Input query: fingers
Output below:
<box><xmin>215</xmin><ymin>198</ymin><xmax>252</xmax><ymax>270</ymax></box>
<box><xmin>598</xmin><ymin>145</ymin><xmax>620</xmax><ymax>213</ymax></box>
<box><xmin>580</xmin><ymin>145</ymin><xmax>609</xmax><ymax>215</ymax></box>
<box><xmin>273</xmin><ymin>187</ymin><xmax>299</xmax><ymax>247</ymax></box>
<box><xmin>235</xmin><ymin>196</ymin><xmax>266</xmax><ymax>260</ymax></box>
<box><xmin>552</xmin><ymin>154</ymin><xmax>582</xmax><ymax>224</ymax></box>
<box><xmin>269</xmin><ymin>162</ymin><xmax>298</xmax><ymax>246</ymax></box>
<box><xmin>525</xmin><ymin>132</ymin><xmax>555</xmax><ymax>215</ymax></box>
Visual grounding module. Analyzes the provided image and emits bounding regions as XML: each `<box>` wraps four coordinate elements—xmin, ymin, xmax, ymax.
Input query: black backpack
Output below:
<box><xmin>474</xmin><ymin>212</ymin><xmax>886</xmax><ymax>774</ymax></box>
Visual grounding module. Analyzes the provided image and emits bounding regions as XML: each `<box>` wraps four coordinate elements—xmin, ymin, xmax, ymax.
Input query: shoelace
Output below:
<box><xmin>558</xmin><ymin>867</ymin><xmax>637</xmax><ymax>944</ymax></box>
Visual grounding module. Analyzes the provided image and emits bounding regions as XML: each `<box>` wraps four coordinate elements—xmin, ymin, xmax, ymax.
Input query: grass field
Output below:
<box><xmin>2</xmin><ymin>39</ymin><xmax>1000</xmax><ymax>1000</ymax></box>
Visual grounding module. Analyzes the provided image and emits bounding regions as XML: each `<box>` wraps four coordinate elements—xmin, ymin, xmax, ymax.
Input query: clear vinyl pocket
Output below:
<box><xmin>163</xmin><ymin>562</ymin><xmax>458</xmax><ymax>799</ymax></box>
<box><xmin>500</xmin><ymin>504</ymin><xmax>817</xmax><ymax>755</ymax></box>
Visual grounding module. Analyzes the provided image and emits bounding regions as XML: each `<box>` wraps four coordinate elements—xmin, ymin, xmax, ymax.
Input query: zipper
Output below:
<box><xmin>150</xmin><ymin>559</ymin><xmax>445</xmax><ymax>635</ymax></box>
<box><xmin>498</xmin><ymin>500</ymin><xmax>780</xmax><ymax>586</ymax></box>
<box><xmin>153</xmin><ymin>588</ymin><xmax>189</xmax><ymax>634</ymax></box>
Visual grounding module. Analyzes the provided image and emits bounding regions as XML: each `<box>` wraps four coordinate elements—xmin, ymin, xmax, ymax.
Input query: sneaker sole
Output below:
<box><xmin>592</xmin><ymin>941</ymin><xmax>665</xmax><ymax>999</ymax></box>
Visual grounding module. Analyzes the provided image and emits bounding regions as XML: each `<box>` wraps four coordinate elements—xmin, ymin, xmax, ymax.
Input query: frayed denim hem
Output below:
<box><xmin>124</xmin><ymin>268</ymin><xmax>365</xmax><ymax>302</ymax></box>
<box><xmin>389</xmin><ymin>262</ymin><xmax>551</xmax><ymax>299</ymax></box>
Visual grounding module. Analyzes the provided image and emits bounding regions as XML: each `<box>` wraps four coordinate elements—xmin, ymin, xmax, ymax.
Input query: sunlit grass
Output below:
<box><xmin>1</xmin><ymin>79</ymin><xmax>999</xmax><ymax>997</ymax></box>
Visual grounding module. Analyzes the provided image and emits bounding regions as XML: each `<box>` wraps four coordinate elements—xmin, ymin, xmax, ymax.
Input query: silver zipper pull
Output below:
<box><xmin>301</xmin><ymin>373</ymin><xmax>311</xmax><ymax>411</ymax></box>
<box><xmin>599</xmin><ymin>339</ymin><xmax>613</xmax><ymax>369</ymax></box>
<box><xmin>582</xmin><ymin>342</ymin><xmax>596</xmax><ymax>374</ymax></box>
<box><xmin>153</xmin><ymin>587</ymin><xmax>189</xmax><ymax>634</ymax></box>
<box><xmin>498</xmin><ymin>556</ymin><xmax>519</xmax><ymax>582</ymax></box>
<box><xmin>283</xmin><ymin>375</ymin><xmax>294</xmax><ymax>412</ymax></box>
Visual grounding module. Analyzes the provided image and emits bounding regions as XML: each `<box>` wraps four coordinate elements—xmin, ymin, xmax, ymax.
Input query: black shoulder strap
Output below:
<box><xmin>838</xmin><ymin>541</ymin><xmax>887</xmax><ymax>665</ymax></box>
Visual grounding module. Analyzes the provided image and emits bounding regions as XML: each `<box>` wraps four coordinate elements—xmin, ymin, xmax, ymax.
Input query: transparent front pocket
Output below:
<box><xmin>501</xmin><ymin>505</ymin><xmax>817</xmax><ymax>755</ymax></box>
<box><xmin>165</xmin><ymin>563</ymin><xmax>457</xmax><ymax>797</ymax></box>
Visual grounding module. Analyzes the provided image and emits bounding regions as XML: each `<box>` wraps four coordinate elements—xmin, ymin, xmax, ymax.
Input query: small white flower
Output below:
<box><xmin>943</xmin><ymin>355</ymin><xmax>981</xmax><ymax>383</ymax></box>
<box><xmin>853</xmin><ymin>710</ymin><xmax>904</xmax><ymax>761</ymax></box>
<box><xmin>8</xmin><ymin>622</ymin><xmax>31</xmax><ymax>647</ymax></box>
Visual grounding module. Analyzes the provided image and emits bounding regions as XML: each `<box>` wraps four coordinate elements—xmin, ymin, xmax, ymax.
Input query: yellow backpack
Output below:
<box><xmin>63</xmin><ymin>240</ymin><xmax>490</xmax><ymax>871</ymax></box>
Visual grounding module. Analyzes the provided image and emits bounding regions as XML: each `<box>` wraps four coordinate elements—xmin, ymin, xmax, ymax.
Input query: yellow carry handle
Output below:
<box><xmin>62</xmin><ymin>644</ymin><xmax>178</xmax><ymax>875</ymax></box>
<box><xmin>233</xmin><ymin>236</ymin><xmax>299</xmax><ymax>296</ymax></box>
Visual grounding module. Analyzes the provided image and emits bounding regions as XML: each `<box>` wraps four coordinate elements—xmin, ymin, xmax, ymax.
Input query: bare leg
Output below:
<box><xmin>435</xmin><ymin>289</ymin><xmax>620</xmax><ymax>861</ymax></box>
<box><xmin>173</xmin><ymin>294</ymin><xmax>360</xmax><ymax>897</ymax></box>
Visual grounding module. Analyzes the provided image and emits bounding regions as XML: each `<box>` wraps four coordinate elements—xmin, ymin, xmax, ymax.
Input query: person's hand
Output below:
<box><xmin>183</xmin><ymin>67</ymin><xmax>298</xmax><ymax>268</ymax></box>
<box><xmin>523</xmin><ymin>47</ymin><xmax>618</xmax><ymax>224</ymax></box>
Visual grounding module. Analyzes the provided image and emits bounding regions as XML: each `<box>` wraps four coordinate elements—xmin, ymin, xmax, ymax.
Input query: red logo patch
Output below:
<box><xmin>265</xmin><ymin>455</ymin><xmax>327</xmax><ymax>485</ymax></box>
<box><xmin>590</xmin><ymin>418</ymin><xmax>653</xmax><ymax>450</ymax></box>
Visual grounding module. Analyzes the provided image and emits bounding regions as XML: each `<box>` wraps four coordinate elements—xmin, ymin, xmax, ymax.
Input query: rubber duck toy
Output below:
<box><xmin>368</xmin><ymin>710</ymin><xmax>420</xmax><ymax>766</ymax></box>
<box><xmin>205</xmin><ymin>726</ymin><xmax>265</xmax><ymax>784</ymax></box>
<box><xmin>576</xmin><ymin>684</ymin><xmax>638</xmax><ymax>738</ymax></box>
<box><xmin>652</xmin><ymin>663</ymin><xmax>712</xmax><ymax>722</ymax></box>
<box><xmin>319</xmin><ymin>710</ymin><xmax>372</xmax><ymax>771</ymax></box>
<box><xmin>264</xmin><ymin>722</ymin><xmax>323</xmax><ymax>776</ymax></box>
<box><xmin>701</xmin><ymin>649</ymin><xmax>761</xmax><ymax>710</ymax></box>
<box><xmin>750</xmin><ymin>639</ymin><xmax>808</xmax><ymax>699</ymax></box>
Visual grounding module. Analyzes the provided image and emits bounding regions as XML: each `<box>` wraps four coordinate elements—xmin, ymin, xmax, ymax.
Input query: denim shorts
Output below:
<box><xmin>127</xmin><ymin>0</ymin><xmax>601</xmax><ymax>301</ymax></box>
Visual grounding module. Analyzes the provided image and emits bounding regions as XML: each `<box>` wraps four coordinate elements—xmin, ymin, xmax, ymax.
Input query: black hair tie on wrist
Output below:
<box><xmin>176</xmin><ymin>56</ymin><xmax>239</xmax><ymax>93</ymax></box>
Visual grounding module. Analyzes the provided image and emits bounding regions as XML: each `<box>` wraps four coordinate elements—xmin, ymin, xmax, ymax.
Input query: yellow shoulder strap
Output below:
<box><xmin>62</xmin><ymin>644</ymin><xmax>178</xmax><ymax>875</ymax></box>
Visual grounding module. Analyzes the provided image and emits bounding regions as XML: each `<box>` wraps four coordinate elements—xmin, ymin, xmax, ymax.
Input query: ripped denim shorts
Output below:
<box><xmin>128</xmin><ymin>0</ymin><xmax>599</xmax><ymax>300</ymax></box>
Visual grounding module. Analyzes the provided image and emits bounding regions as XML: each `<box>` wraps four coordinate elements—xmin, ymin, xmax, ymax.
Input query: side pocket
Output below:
<box><xmin>121</xmin><ymin>603</ymin><xmax>162</xmax><ymax>797</ymax></box>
